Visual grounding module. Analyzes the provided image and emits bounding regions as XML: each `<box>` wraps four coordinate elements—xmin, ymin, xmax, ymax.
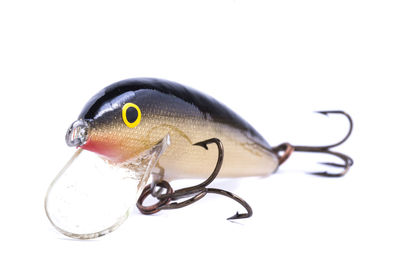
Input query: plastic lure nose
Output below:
<box><xmin>65</xmin><ymin>119</ymin><xmax>89</xmax><ymax>147</ymax></box>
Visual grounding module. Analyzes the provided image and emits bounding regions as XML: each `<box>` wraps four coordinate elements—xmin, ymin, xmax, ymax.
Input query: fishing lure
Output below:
<box><xmin>45</xmin><ymin>78</ymin><xmax>353</xmax><ymax>239</ymax></box>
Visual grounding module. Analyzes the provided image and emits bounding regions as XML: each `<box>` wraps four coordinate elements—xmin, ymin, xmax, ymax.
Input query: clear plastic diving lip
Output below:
<box><xmin>45</xmin><ymin>135</ymin><xmax>170</xmax><ymax>239</ymax></box>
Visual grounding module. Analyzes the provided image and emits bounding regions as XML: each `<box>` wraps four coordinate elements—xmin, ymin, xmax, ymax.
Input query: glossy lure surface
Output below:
<box><xmin>68</xmin><ymin>78</ymin><xmax>279</xmax><ymax>178</ymax></box>
<box><xmin>45</xmin><ymin>78</ymin><xmax>353</xmax><ymax>239</ymax></box>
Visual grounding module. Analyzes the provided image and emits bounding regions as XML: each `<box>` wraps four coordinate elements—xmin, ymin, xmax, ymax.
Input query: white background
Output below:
<box><xmin>1</xmin><ymin>0</ymin><xmax>399</xmax><ymax>258</ymax></box>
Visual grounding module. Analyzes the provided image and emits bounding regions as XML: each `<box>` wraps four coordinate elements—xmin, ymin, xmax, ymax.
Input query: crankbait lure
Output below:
<box><xmin>45</xmin><ymin>78</ymin><xmax>353</xmax><ymax>239</ymax></box>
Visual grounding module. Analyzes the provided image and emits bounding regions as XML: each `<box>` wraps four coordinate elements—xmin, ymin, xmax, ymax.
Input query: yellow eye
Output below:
<box><xmin>122</xmin><ymin>103</ymin><xmax>141</xmax><ymax>128</ymax></box>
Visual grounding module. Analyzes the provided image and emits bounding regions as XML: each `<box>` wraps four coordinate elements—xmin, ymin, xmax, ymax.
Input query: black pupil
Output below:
<box><xmin>126</xmin><ymin>106</ymin><xmax>138</xmax><ymax>123</ymax></box>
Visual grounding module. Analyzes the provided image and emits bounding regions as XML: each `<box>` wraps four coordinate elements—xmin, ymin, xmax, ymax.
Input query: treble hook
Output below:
<box><xmin>137</xmin><ymin>138</ymin><xmax>252</xmax><ymax>220</ymax></box>
<box><xmin>272</xmin><ymin>110</ymin><xmax>354</xmax><ymax>177</ymax></box>
<box><xmin>137</xmin><ymin>111</ymin><xmax>353</xmax><ymax>220</ymax></box>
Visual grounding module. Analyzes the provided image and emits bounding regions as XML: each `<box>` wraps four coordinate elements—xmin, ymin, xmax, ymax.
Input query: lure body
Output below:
<box><xmin>71</xmin><ymin>78</ymin><xmax>279</xmax><ymax>180</ymax></box>
<box><xmin>48</xmin><ymin>78</ymin><xmax>353</xmax><ymax>239</ymax></box>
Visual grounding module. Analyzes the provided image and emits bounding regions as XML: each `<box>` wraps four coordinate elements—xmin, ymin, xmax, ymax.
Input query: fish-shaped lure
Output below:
<box><xmin>45</xmin><ymin>78</ymin><xmax>353</xmax><ymax>239</ymax></box>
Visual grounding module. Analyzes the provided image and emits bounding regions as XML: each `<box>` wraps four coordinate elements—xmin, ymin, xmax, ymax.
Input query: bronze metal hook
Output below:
<box><xmin>273</xmin><ymin>110</ymin><xmax>354</xmax><ymax>177</ymax></box>
<box><xmin>136</xmin><ymin>138</ymin><xmax>252</xmax><ymax>220</ymax></box>
<box><xmin>137</xmin><ymin>111</ymin><xmax>353</xmax><ymax>219</ymax></box>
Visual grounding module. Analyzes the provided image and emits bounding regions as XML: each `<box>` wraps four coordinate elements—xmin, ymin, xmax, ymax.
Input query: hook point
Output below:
<box><xmin>315</xmin><ymin>110</ymin><xmax>345</xmax><ymax>116</ymax></box>
<box><xmin>227</xmin><ymin>212</ymin><xmax>241</xmax><ymax>220</ymax></box>
<box><xmin>315</xmin><ymin>110</ymin><xmax>329</xmax><ymax>116</ymax></box>
<box><xmin>319</xmin><ymin>162</ymin><xmax>347</xmax><ymax>168</ymax></box>
<box><xmin>193</xmin><ymin>140</ymin><xmax>210</xmax><ymax>150</ymax></box>
<box><xmin>227</xmin><ymin>212</ymin><xmax>250</xmax><ymax>220</ymax></box>
<box><xmin>309</xmin><ymin>171</ymin><xmax>345</xmax><ymax>178</ymax></box>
